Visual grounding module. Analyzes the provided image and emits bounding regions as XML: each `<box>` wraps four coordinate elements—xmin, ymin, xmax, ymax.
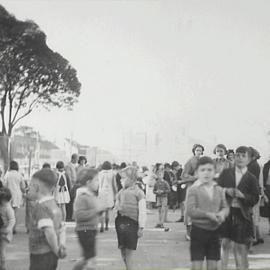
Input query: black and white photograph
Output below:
<box><xmin>0</xmin><ymin>0</ymin><xmax>270</xmax><ymax>269</ymax></box>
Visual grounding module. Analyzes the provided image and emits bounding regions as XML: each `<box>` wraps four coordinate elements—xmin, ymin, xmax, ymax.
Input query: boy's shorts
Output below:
<box><xmin>190</xmin><ymin>225</ymin><xmax>221</xmax><ymax>261</ymax></box>
<box><xmin>115</xmin><ymin>214</ymin><xmax>139</xmax><ymax>250</ymax></box>
<box><xmin>30</xmin><ymin>252</ymin><xmax>58</xmax><ymax>270</ymax></box>
<box><xmin>220</xmin><ymin>207</ymin><xmax>253</xmax><ymax>245</ymax></box>
<box><xmin>77</xmin><ymin>230</ymin><xmax>97</xmax><ymax>259</ymax></box>
<box><xmin>156</xmin><ymin>196</ymin><xmax>168</xmax><ymax>207</ymax></box>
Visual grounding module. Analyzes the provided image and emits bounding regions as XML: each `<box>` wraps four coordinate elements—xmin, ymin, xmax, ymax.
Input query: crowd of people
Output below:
<box><xmin>0</xmin><ymin>143</ymin><xmax>269</xmax><ymax>270</ymax></box>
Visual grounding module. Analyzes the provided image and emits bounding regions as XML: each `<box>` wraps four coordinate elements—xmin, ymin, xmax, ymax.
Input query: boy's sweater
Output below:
<box><xmin>74</xmin><ymin>187</ymin><xmax>99</xmax><ymax>231</ymax></box>
<box><xmin>186</xmin><ymin>180</ymin><xmax>229</xmax><ymax>231</ymax></box>
<box><xmin>0</xmin><ymin>202</ymin><xmax>15</xmax><ymax>242</ymax></box>
<box><xmin>153</xmin><ymin>179</ymin><xmax>170</xmax><ymax>197</ymax></box>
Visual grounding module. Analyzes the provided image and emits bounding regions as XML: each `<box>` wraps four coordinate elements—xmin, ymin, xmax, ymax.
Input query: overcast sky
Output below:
<box><xmin>2</xmin><ymin>0</ymin><xmax>270</xmax><ymax>160</ymax></box>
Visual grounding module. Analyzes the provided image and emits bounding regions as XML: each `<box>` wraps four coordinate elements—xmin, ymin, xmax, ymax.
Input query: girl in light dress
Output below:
<box><xmin>98</xmin><ymin>161</ymin><xmax>118</xmax><ymax>232</ymax></box>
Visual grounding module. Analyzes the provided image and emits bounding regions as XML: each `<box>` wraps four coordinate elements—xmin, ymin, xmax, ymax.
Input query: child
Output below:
<box><xmin>0</xmin><ymin>187</ymin><xmax>15</xmax><ymax>270</ymax></box>
<box><xmin>218</xmin><ymin>146</ymin><xmax>260</xmax><ymax>270</ymax></box>
<box><xmin>54</xmin><ymin>161</ymin><xmax>71</xmax><ymax>222</ymax></box>
<box><xmin>186</xmin><ymin>157</ymin><xmax>229</xmax><ymax>270</ymax></box>
<box><xmin>73</xmin><ymin>168</ymin><xmax>106</xmax><ymax>270</ymax></box>
<box><xmin>153</xmin><ymin>164</ymin><xmax>170</xmax><ymax>230</ymax></box>
<box><xmin>181</xmin><ymin>144</ymin><xmax>204</xmax><ymax>241</ymax></box>
<box><xmin>28</xmin><ymin>169</ymin><xmax>66</xmax><ymax>270</ymax></box>
<box><xmin>115</xmin><ymin>166</ymin><xmax>146</xmax><ymax>270</ymax></box>
<box><xmin>213</xmin><ymin>144</ymin><xmax>230</xmax><ymax>178</ymax></box>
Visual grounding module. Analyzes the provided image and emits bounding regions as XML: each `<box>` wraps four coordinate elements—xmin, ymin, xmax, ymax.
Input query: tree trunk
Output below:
<box><xmin>0</xmin><ymin>134</ymin><xmax>10</xmax><ymax>172</ymax></box>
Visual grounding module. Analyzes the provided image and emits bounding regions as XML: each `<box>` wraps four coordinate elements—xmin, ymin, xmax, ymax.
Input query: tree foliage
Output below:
<box><xmin>0</xmin><ymin>5</ymin><xmax>81</xmax><ymax>136</ymax></box>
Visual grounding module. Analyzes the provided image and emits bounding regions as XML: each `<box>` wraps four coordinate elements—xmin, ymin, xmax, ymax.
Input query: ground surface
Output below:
<box><xmin>6</xmin><ymin>208</ymin><xmax>270</xmax><ymax>270</ymax></box>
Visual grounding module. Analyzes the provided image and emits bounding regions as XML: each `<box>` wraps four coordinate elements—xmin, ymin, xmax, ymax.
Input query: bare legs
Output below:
<box><xmin>221</xmin><ymin>238</ymin><xmax>248</xmax><ymax>270</ymax></box>
<box><xmin>121</xmin><ymin>248</ymin><xmax>135</xmax><ymax>270</ymax></box>
<box><xmin>191</xmin><ymin>260</ymin><xmax>217</xmax><ymax>270</ymax></box>
<box><xmin>58</xmin><ymin>204</ymin><xmax>66</xmax><ymax>222</ymax></box>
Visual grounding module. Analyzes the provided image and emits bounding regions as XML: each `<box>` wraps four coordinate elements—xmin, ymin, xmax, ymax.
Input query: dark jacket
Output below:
<box><xmin>248</xmin><ymin>160</ymin><xmax>260</xmax><ymax>180</ymax></box>
<box><xmin>263</xmin><ymin>160</ymin><xmax>270</xmax><ymax>187</ymax></box>
<box><xmin>218</xmin><ymin>168</ymin><xmax>259</xmax><ymax>220</ymax></box>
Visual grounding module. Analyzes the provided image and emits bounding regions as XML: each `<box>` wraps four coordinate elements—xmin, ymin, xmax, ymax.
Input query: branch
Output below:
<box><xmin>11</xmin><ymin>96</ymin><xmax>39</xmax><ymax>128</ymax></box>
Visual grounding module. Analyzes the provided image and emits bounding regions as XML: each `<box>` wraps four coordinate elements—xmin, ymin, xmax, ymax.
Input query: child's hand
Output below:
<box><xmin>225</xmin><ymin>188</ymin><xmax>235</xmax><ymax>197</ymax></box>
<box><xmin>58</xmin><ymin>245</ymin><xmax>67</xmax><ymax>259</ymax></box>
<box><xmin>216</xmin><ymin>213</ymin><xmax>225</xmax><ymax>224</ymax></box>
<box><xmin>137</xmin><ymin>228</ymin><xmax>144</xmax><ymax>238</ymax></box>
<box><xmin>234</xmin><ymin>189</ymin><xmax>244</xmax><ymax>199</ymax></box>
<box><xmin>206</xmin><ymin>212</ymin><xmax>219</xmax><ymax>223</ymax></box>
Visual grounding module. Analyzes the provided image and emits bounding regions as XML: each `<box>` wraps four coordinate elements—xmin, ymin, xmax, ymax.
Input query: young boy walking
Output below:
<box><xmin>186</xmin><ymin>157</ymin><xmax>229</xmax><ymax>270</ymax></box>
<box><xmin>28</xmin><ymin>169</ymin><xmax>66</xmax><ymax>270</ymax></box>
<box><xmin>153</xmin><ymin>166</ymin><xmax>170</xmax><ymax>229</ymax></box>
<box><xmin>218</xmin><ymin>146</ymin><xmax>260</xmax><ymax>270</ymax></box>
<box><xmin>73</xmin><ymin>168</ymin><xmax>106</xmax><ymax>270</ymax></box>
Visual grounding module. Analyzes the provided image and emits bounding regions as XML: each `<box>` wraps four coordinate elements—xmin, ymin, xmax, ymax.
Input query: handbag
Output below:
<box><xmin>260</xmin><ymin>196</ymin><xmax>269</xmax><ymax>218</ymax></box>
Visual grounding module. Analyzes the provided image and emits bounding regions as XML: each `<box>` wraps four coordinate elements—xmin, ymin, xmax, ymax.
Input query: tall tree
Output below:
<box><xmin>0</xmin><ymin>5</ymin><xmax>81</xmax><ymax>170</ymax></box>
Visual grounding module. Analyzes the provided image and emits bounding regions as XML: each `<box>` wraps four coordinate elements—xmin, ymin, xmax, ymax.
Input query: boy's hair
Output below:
<box><xmin>192</xmin><ymin>144</ymin><xmax>204</xmax><ymax>155</ymax></box>
<box><xmin>10</xmin><ymin>160</ymin><xmax>19</xmax><ymax>171</ymax></box>
<box><xmin>56</xmin><ymin>161</ymin><xmax>65</xmax><ymax>170</ymax></box>
<box><xmin>102</xmin><ymin>161</ymin><xmax>112</xmax><ymax>170</ymax></box>
<box><xmin>32</xmin><ymin>169</ymin><xmax>57</xmax><ymax>188</ymax></box>
<box><xmin>120</xmin><ymin>162</ymin><xmax>127</xmax><ymax>169</ymax></box>
<box><xmin>236</xmin><ymin>146</ymin><xmax>251</xmax><ymax>157</ymax></box>
<box><xmin>213</xmin><ymin>144</ymin><xmax>227</xmax><ymax>154</ymax></box>
<box><xmin>42</xmin><ymin>162</ymin><xmax>51</xmax><ymax>169</ymax></box>
<box><xmin>77</xmin><ymin>168</ymin><xmax>98</xmax><ymax>186</ymax></box>
<box><xmin>196</xmin><ymin>156</ymin><xmax>214</xmax><ymax>170</ymax></box>
<box><xmin>0</xmin><ymin>187</ymin><xmax>12</xmax><ymax>203</ymax></box>
<box><xmin>121</xmin><ymin>166</ymin><xmax>138</xmax><ymax>182</ymax></box>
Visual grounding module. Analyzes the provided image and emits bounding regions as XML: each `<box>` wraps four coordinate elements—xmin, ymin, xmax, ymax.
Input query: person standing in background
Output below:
<box><xmin>3</xmin><ymin>160</ymin><xmax>25</xmax><ymax>234</ymax></box>
<box><xmin>213</xmin><ymin>144</ymin><xmax>230</xmax><ymax>179</ymax></box>
<box><xmin>55</xmin><ymin>161</ymin><xmax>71</xmax><ymax>222</ymax></box>
<box><xmin>65</xmin><ymin>154</ymin><xmax>78</xmax><ymax>222</ymax></box>
<box><xmin>98</xmin><ymin>161</ymin><xmax>118</xmax><ymax>232</ymax></box>
<box><xmin>77</xmin><ymin>156</ymin><xmax>88</xmax><ymax>176</ymax></box>
<box><xmin>248</xmin><ymin>147</ymin><xmax>264</xmax><ymax>247</ymax></box>
<box><xmin>116</xmin><ymin>163</ymin><xmax>127</xmax><ymax>192</ymax></box>
<box><xmin>227</xmin><ymin>149</ymin><xmax>235</xmax><ymax>168</ymax></box>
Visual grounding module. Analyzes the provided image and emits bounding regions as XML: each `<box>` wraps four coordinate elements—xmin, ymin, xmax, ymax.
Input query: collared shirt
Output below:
<box><xmin>235</xmin><ymin>167</ymin><xmax>248</xmax><ymax>187</ymax></box>
<box><xmin>196</xmin><ymin>180</ymin><xmax>217</xmax><ymax>200</ymax></box>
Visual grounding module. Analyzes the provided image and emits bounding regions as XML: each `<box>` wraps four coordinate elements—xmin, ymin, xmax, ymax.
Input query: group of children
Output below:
<box><xmin>0</xmin><ymin>164</ymin><xmax>146</xmax><ymax>270</ymax></box>
<box><xmin>0</xmin><ymin>143</ymin><xmax>264</xmax><ymax>270</ymax></box>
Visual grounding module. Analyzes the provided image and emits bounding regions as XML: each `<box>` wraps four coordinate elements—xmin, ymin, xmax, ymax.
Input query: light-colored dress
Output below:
<box><xmin>54</xmin><ymin>172</ymin><xmax>70</xmax><ymax>204</ymax></box>
<box><xmin>4</xmin><ymin>170</ymin><xmax>24</xmax><ymax>208</ymax></box>
<box><xmin>143</xmin><ymin>173</ymin><xmax>157</xmax><ymax>203</ymax></box>
<box><xmin>98</xmin><ymin>170</ymin><xmax>117</xmax><ymax>209</ymax></box>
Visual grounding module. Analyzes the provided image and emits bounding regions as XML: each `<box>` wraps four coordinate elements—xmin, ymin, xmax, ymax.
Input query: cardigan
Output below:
<box><xmin>218</xmin><ymin>167</ymin><xmax>259</xmax><ymax>220</ymax></box>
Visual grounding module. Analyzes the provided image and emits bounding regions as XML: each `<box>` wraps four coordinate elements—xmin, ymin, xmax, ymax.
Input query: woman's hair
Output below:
<box><xmin>120</xmin><ymin>162</ymin><xmax>127</xmax><ymax>169</ymax></box>
<box><xmin>56</xmin><ymin>161</ymin><xmax>65</xmax><ymax>170</ymax></box>
<box><xmin>154</xmin><ymin>163</ymin><xmax>163</xmax><ymax>173</ymax></box>
<box><xmin>10</xmin><ymin>160</ymin><xmax>19</xmax><ymax>171</ymax></box>
<box><xmin>102</xmin><ymin>161</ymin><xmax>112</xmax><ymax>170</ymax></box>
<box><xmin>77</xmin><ymin>168</ymin><xmax>98</xmax><ymax>186</ymax></box>
<box><xmin>196</xmin><ymin>156</ymin><xmax>214</xmax><ymax>170</ymax></box>
<box><xmin>0</xmin><ymin>187</ymin><xmax>12</xmax><ymax>203</ymax></box>
<box><xmin>171</xmin><ymin>161</ymin><xmax>180</xmax><ymax>170</ymax></box>
<box><xmin>78</xmin><ymin>156</ymin><xmax>87</xmax><ymax>165</ymax></box>
<box><xmin>213</xmin><ymin>144</ymin><xmax>227</xmax><ymax>155</ymax></box>
<box><xmin>121</xmin><ymin>166</ymin><xmax>138</xmax><ymax>182</ymax></box>
<box><xmin>249</xmin><ymin>147</ymin><xmax>260</xmax><ymax>160</ymax></box>
<box><xmin>164</xmin><ymin>163</ymin><xmax>171</xmax><ymax>169</ymax></box>
<box><xmin>227</xmin><ymin>149</ymin><xmax>234</xmax><ymax>158</ymax></box>
<box><xmin>192</xmin><ymin>144</ymin><xmax>204</xmax><ymax>155</ymax></box>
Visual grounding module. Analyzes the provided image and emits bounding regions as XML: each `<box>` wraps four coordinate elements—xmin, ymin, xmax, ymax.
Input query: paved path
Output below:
<box><xmin>6</xmin><ymin>208</ymin><xmax>270</xmax><ymax>270</ymax></box>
